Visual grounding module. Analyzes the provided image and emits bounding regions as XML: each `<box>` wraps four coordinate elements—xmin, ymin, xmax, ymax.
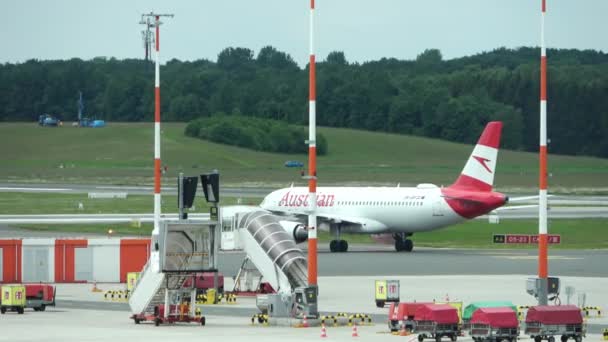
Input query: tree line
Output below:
<box><xmin>0</xmin><ymin>46</ymin><xmax>606</xmax><ymax>157</ymax></box>
<box><xmin>185</xmin><ymin>115</ymin><xmax>328</xmax><ymax>155</ymax></box>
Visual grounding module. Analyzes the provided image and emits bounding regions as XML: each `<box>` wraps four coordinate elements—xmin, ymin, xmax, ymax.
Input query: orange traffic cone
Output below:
<box><xmin>352</xmin><ymin>323</ymin><xmax>359</xmax><ymax>337</ymax></box>
<box><xmin>320</xmin><ymin>323</ymin><xmax>327</xmax><ymax>338</ymax></box>
<box><xmin>91</xmin><ymin>281</ymin><xmax>102</xmax><ymax>293</ymax></box>
<box><xmin>302</xmin><ymin>315</ymin><xmax>309</xmax><ymax>328</ymax></box>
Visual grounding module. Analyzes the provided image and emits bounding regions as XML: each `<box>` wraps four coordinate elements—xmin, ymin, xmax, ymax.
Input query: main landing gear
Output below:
<box><xmin>329</xmin><ymin>224</ymin><xmax>348</xmax><ymax>252</ymax></box>
<box><xmin>329</xmin><ymin>239</ymin><xmax>348</xmax><ymax>252</ymax></box>
<box><xmin>394</xmin><ymin>233</ymin><xmax>414</xmax><ymax>252</ymax></box>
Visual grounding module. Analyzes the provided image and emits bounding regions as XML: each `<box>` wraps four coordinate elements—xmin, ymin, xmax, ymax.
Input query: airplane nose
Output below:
<box><xmin>504</xmin><ymin>195</ymin><xmax>510</xmax><ymax>203</ymax></box>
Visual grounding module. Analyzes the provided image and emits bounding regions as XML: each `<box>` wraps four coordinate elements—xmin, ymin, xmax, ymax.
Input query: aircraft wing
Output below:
<box><xmin>264</xmin><ymin>209</ymin><xmax>388</xmax><ymax>233</ymax></box>
<box><xmin>322</xmin><ymin>214</ymin><xmax>389</xmax><ymax>233</ymax></box>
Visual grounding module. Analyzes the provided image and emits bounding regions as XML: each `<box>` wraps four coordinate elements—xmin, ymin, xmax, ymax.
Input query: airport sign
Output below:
<box><xmin>493</xmin><ymin>234</ymin><xmax>561</xmax><ymax>244</ymax></box>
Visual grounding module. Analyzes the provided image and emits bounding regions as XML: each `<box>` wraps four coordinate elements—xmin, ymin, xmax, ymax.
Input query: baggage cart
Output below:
<box><xmin>414</xmin><ymin>304</ymin><xmax>460</xmax><ymax>342</ymax></box>
<box><xmin>525</xmin><ymin>305</ymin><xmax>583</xmax><ymax>342</ymax></box>
<box><xmin>462</xmin><ymin>301</ymin><xmax>517</xmax><ymax>330</ymax></box>
<box><xmin>25</xmin><ymin>284</ymin><xmax>56</xmax><ymax>311</ymax></box>
<box><xmin>470</xmin><ymin>307</ymin><xmax>519</xmax><ymax>342</ymax></box>
<box><xmin>1</xmin><ymin>285</ymin><xmax>26</xmax><ymax>314</ymax></box>
<box><xmin>388</xmin><ymin>302</ymin><xmax>432</xmax><ymax>332</ymax></box>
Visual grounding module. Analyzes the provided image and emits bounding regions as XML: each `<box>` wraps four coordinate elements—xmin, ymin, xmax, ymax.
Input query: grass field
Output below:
<box><xmin>0</xmin><ymin>192</ymin><xmax>257</xmax><ymax>215</ymax></box>
<box><xmin>1</xmin><ymin>123</ymin><xmax>607</xmax><ymax>191</ymax></box>
<box><xmin>12</xmin><ymin>219</ymin><xmax>608</xmax><ymax>249</ymax></box>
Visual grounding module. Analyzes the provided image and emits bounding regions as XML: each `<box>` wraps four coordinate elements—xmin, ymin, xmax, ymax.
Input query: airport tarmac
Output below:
<box><xmin>2</xmin><ymin>275</ymin><xmax>606</xmax><ymax>341</ymax></box>
<box><xmin>1</xmin><ymin>237</ymin><xmax>605</xmax><ymax>340</ymax></box>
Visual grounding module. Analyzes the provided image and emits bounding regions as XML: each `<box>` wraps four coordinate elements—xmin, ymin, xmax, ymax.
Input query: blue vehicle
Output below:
<box><xmin>284</xmin><ymin>160</ymin><xmax>304</xmax><ymax>168</ymax></box>
<box><xmin>77</xmin><ymin>92</ymin><xmax>105</xmax><ymax>128</ymax></box>
<box><xmin>38</xmin><ymin>114</ymin><xmax>60</xmax><ymax>127</ymax></box>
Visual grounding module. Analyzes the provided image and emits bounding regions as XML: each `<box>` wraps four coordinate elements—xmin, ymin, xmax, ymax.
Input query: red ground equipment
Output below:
<box><xmin>414</xmin><ymin>304</ymin><xmax>460</xmax><ymax>342</ymax></box>
<box><xmin>182</xmin><ymin>272</ymin><xmax>225</xmax><ymax>295</ymax></box>
<box><xmin>133</xmin><ymin>304</ymin><xmax>205</xmax><ymax>327</ymax></box>
<box><xmin>25</xmin><ymin>284</ymin><xmax>55</xmax><ymax>311</ymax></box>
<box><xmin>525</xmin><ymin>305</ymin><xmax>583</xmax><ymax>342</ymax></box>
<box><xmin>470</xmin><ymin>307</ymin><xmax>519</xmax><ymax>342</ymax></box>
<box><xmin>388</xmin><ymin>302</ymin><xmax>433</xmax><ymax>332</ymax></box>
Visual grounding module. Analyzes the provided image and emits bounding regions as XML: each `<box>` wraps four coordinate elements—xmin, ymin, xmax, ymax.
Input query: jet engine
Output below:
<box><xmin>279</xmin><ymin>220</ymin><xmax>308</xmax><ymax>243</ymax></box>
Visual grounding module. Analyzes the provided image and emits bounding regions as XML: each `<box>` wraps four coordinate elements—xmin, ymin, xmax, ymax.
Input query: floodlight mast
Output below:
<box><xmin>140</xmin><ymin>12</ymin><xmax>173</xmax><ymax>241</ymax></box>
<box><xmin>538</xmin><ymin>0</ymin><xmax>549</xmax><ymax>306</ymax></box>
<box><xmin>307</xmin><ymin>0</ymin><xmax>318</xmax><ymax>290</ymax></box>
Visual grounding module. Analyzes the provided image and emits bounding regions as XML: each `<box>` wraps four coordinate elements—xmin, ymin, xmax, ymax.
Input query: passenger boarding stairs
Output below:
<box><xmin>129</xmin><ymin>220</ymin><xmax>220</xmax><ymax>316</ymax></box>
<box><xmin>128</xmin><ymin>210</ymin><xmax>308</xmax><ymax>316</ymax></box>
<box><xmin>129</xmin><ymin>259</ymin><xmax>191</xmax><ymax>316</ymax></box>
<box><xmin>233</xmin><ymin>210</ymin><xmax>308</xmax><ymax>295</ymax></box>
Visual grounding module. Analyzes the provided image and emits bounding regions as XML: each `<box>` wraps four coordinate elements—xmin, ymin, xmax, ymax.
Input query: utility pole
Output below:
<box><xmin>139</xmin><ymin>12</ymin><xmax>174</xmax><ymax>246</ymax></box>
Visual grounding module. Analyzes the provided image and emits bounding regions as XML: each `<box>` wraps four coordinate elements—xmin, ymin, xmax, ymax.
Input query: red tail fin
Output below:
<box><xmin>450</xmin><ymin>121</ymin><xmax>502</xmax><ymax>191</ymax></box>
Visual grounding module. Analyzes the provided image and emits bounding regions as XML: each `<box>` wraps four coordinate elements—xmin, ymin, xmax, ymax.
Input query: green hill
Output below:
<box><xmin>1</xmin><ymin>122</ymin><xmax>607</xmax><ymax>191</ymax></box>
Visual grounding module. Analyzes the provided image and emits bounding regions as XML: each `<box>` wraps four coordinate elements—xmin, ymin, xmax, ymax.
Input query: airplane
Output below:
<box><xmin>259</xmin><ymin>121</ymin><xmax>510</xmax><ymax>253</ymax></box>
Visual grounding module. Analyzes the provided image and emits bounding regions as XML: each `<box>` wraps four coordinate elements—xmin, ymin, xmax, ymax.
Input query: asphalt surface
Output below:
<box><xmin>215</xmin><ymin>245</ymin><xmax>608</xmax><ymax>278</ymax></box>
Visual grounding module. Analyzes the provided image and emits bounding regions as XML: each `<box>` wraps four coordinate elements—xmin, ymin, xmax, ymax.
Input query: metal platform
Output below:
<box><xmin>128</xmin><ymin>219</ymin><xmax>220</xmax><ymax>317</ymax></box>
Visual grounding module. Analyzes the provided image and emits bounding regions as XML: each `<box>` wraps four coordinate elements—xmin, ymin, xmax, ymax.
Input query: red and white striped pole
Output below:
<box><xmin>307</xmin><ymin>0</ymin><xmax>318</xmax><ymax>289</ymax></box>
<box><xmin>538</xmin><ymin>0</ymin><xmax>549</xmax><ymax>305</ymax></box>
<box><xmin>141</xmin><ymin>13</ymin><xmax>172</xmax><ymax>239</ymax></box>
<box><xmin>153</xmin><ymin>15</ymin><xmax>162</xmax><ymax>237</ymax></box>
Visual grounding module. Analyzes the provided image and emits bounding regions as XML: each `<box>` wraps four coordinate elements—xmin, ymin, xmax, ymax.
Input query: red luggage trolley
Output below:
<box><xmin>470</xmin><ymin>307</ymin><xmax>519</xmax><ymax>342</ymax></box>
<box><xmin>525</xmin><ymin>305</ymin><xmax>584</xmax><ymax>342</ymax></box>
<box><xmin>388</xmin><ymin>302</ymin><xmax>433</xmax><ymax>332</ymax></box>
<box><xmin>414</xmin><ymin>304</ymin><xmax>460</xmax><ymax>342</ymax></box>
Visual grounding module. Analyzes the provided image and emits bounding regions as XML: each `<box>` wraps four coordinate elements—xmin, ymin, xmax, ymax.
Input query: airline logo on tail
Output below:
<box><xmin>473</xmin><ymin>156</ymin><xmax>493</xmax><ymax>173</ymax></box>
<box><xmin>451</xmin><ymin>122</ymin><xmax>502</xmax><ymax>192</ymax></box>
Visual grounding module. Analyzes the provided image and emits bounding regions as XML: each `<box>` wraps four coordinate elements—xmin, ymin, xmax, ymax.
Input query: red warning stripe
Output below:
<box><xmin>540</xmin><ymin>57</ymin><xmax>547</xmax><ymax>100</ymax></box>
<box><xmin>542</xmin><ymin>0</ymin><xmax>546</xmax><ymax>13</ymax></box>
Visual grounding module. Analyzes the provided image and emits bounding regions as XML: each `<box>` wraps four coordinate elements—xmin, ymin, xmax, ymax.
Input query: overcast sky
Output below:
<box><xmin>1</xmin><ymin>0</ymin><xmax>607</xmax><ymax>66</ymax></box>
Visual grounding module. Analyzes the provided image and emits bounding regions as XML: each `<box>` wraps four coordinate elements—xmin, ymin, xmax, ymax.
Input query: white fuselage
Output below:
<box><xmin>260</xmin><ymin>185</ymin><xmax>465</xmax><ymax>234</ymax></box>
